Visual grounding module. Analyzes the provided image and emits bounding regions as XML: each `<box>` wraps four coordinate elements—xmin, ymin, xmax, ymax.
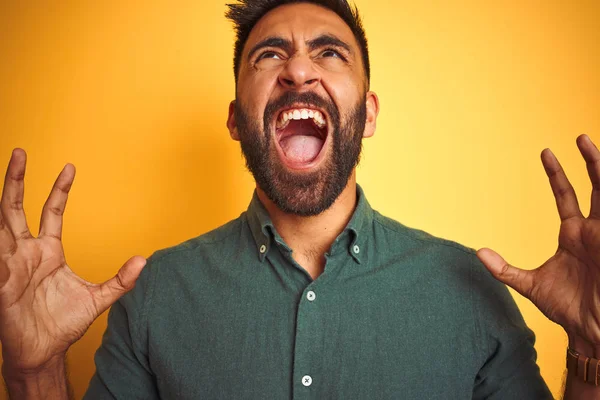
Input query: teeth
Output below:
<box><xmin>276</xmin><ymin>108</ymin><xmax>327</xmax><ymax>130</ymax></box>
<box><xmin>314</xmin><ymin>111</ymin><xmax>322</xmax><ymax>123</ymax></box>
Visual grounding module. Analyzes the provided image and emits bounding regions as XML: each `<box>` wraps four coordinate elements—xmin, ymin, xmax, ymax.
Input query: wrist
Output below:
<box><xmin>2</xmin><ymin>354</ymin><xmax>69</xmax><ymax>400</ymax></box>
<box><xmin>2</xmin><ymin>352</ymin><xmax>66</xmax><ymax>378</ymax></box>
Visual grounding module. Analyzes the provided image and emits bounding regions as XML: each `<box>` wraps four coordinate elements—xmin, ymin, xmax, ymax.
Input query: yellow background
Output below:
<box><xmin>1</xmin><ymin>1</ymin><xmax>599</xmax><ymax>398</ymax></box>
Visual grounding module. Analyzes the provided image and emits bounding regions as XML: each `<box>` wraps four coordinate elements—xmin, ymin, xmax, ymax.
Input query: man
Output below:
<box><xmin>0</xmin><ymin>0</ymin><xmax>598</xmax><ymax>398</ymax></box>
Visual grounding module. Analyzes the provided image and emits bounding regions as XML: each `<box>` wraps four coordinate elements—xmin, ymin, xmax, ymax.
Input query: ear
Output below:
<box><xmin>363</xmin><ymin>91</ymin><xmax>380</xmax><ymax>139</ymax></box>
<box><xmin>227</xmin><ymin>100</ymin><xmax>240</xmax><ymax>141</ymax></box>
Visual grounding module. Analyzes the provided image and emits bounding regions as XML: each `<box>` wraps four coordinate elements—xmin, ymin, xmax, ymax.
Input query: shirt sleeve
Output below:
<box><xmin>470</xmin><ymin>258</ymin><xmax>554</xmax><ymax>400</ymax></box>
<box><xmin>83</xmin><ymin>255</ymin><xmax>160</xmax><ymax>400</ymax></box>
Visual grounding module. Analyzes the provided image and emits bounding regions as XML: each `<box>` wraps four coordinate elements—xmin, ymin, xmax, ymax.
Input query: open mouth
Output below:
<box><xmin>274</xmin><ymin>106</ymin><xmax>329</xmax><ymax>169</ymax></box>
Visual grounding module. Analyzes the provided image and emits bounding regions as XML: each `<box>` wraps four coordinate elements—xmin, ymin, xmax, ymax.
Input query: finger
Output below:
<box><xmin>91</xmin><ymin>256</ymin><xmax>147</xmax><ymax>315</ymax></box>
<box><xmin>0</xmin><ymin>211</ymin><xmax>17</xmax><ymax>283</ymax></box>
<box><xmin>476</xmin><ymin>248</ymin><xmax>535</xmax><ymax>300</ymax></box>
<box><xmin>575</xmin><ymin>134</ymin><xmax>600</xmax><ymax>219</ymax></box>
<box><xmin>0</xmin><ymin>198</ymin><xmax>17</xmax><ymax>258</ymax></box>
<box><xmin>541</xmin><ymin>148</ymin><xmax>583</xmax><ymax>221</ymax></box>
<box><xmin>0</xmin><ymin>149</ymin><xmax>32</xmax><ymax>240</ymax></box>
<box><xmin>38</xmin><ymin>164</ymin><xmax>76</xmax><ymax>240</ymax></box>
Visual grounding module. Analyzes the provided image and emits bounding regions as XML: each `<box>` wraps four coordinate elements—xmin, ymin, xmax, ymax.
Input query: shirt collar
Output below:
<box><xmin>246</xmin><ymin>191</ymin><xmax>278</xmax><ymax>262</ymax></box>
<box><xmin>246</xmin><ymin>184</ymin><xmax>373</xmax><ymax>263</ymax></box>
<box><xmin>342</xmin><ymin>184</ymin><xmax>372</xmax><ymax>263</ymax></box>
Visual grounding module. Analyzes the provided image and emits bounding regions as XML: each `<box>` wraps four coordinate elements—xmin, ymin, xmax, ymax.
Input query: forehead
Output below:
<box><xmin>244</xmin><ymin>3</ymin><xmax>359</xmax><ymax>53</ymax></box>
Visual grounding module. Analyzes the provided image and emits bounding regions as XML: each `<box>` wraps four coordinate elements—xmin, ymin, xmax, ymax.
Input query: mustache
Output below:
<box><xmin>263</xmin><ymin>91</ymin><xmax>339</xmax><ymax>132</ymax></box>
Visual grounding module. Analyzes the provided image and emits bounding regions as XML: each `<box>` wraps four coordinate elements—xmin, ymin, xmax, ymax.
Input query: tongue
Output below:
<box><xmin>279</xmin><ymin>135</ymin><xmax>324</xmax><ymax>163</ymax></box>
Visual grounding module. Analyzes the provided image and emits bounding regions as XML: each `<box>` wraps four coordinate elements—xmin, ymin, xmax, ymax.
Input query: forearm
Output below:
<box><xmin>563</xmin><ymin>335</ymin><xmax>600</xmax><ymax>400</ymax></box>
<box><xmin>2</xmin><ymin>355</ymin><xmax>72</xmax><ymax>400</ymax></box>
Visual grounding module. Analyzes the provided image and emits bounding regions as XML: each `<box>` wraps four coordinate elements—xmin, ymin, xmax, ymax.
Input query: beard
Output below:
<box><xmin>235</xmin><ymin>91</ymin><xmax>367</xmax><ymax>217</ymax></box>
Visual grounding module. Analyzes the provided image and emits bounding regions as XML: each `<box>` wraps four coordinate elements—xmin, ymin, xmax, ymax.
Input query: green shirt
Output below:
<box><xmin>84</xmin><ymin>186</ymin><xmax>552</xmax><ymax>399</ymax></box>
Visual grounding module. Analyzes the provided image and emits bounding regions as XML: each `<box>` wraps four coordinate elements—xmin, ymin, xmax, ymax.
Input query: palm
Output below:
<box><xmin>478</xmin><ymin>134</ymin><xmax>600</xmax><ymax>345</ymax></box>
<box><xmin>528</xmin><ymin>218</ymin><xmax>600</xmax><ymax>342</ymax></box>
<box><xmin>0</xmin><ymin>149</ymin><xmax>145</xmax><ymax>372</ymax></box>
<box><xmin>2</xmin><ymin>238</ymin><xmax>90</xmax><ymax>370</ymax></box>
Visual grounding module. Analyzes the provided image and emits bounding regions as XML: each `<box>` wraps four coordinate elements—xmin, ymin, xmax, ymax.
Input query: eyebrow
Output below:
<box><xmin>307</xmin><ymin>34</ymin><xmax>353</xmax><ymax>55</ymax></box>
<box><xmin>247</xmin><ymin>34</ymin><xmax>354</xmax><ymax>61</ymax></box>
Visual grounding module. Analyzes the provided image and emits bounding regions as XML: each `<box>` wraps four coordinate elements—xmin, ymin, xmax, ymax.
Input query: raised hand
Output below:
<box><xmin>477</xmin><ymin>134</ymin><xmax>600</xmax><ymax>347</ymax></box>
<box><xmin>0</xmin><ymin>149</ymin><xmax>146</xmax><ymax>375</ymax></box>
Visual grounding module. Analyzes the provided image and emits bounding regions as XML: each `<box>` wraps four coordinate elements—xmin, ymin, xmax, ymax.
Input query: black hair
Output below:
<box><xmin>225</xmin><ymin>0</ymin><xmax>370</xmax><ymax>85</ymax></box>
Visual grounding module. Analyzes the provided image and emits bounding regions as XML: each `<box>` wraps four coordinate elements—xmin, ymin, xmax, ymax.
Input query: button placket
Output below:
<box><xmin>293</xmin><ymin>286</ymin><xmax>322</xmax><ymax>397</ymax></box>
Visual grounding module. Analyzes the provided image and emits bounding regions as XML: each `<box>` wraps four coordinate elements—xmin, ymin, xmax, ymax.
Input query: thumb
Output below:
<box><xmin>92</xmin><ymin>255</ymin><xmax>147</xmax><ymax>315</ymax></box>
<box><xmin>476</xmin><ymin>248</ymin><xmax>535</xmax><ymax>299</ymax></box>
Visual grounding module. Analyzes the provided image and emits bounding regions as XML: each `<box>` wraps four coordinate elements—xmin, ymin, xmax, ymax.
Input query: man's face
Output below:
<box><xmin>227</xmin><ymin>3</ymin><xmax>379</xmax><ymax>216</ymax></box>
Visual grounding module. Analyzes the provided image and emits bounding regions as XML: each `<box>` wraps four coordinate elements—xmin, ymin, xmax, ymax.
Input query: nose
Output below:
<box><xmin>278</xmin><ymin>54</ymin><xmax>321</xmax><ymax>90</ymax></box>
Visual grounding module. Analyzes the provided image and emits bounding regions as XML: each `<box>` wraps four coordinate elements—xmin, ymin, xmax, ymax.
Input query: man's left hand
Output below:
<box><xmin>477</xmin><ymin>134</ymin><xmax>600</xmax><ymax>349</ymax></box>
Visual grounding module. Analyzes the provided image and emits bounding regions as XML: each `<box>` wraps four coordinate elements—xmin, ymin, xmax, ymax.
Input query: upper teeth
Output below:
<box><xmin>276</xmin><ymin>108</ymin><xmax>327</xmax><ymax>129</ymax></box>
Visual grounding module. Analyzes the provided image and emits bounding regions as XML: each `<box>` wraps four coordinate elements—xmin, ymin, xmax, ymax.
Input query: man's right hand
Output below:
<box><xmin>0</xmin><ymin>148</ymin><xmax>146</xmax><ymax>376</ymax></box>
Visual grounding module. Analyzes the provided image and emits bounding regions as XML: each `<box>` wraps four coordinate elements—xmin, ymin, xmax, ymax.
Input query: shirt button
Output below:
<box><xmin>302</xmin><ymin>375</ymin><xmax>312</xmax><ymax>387</ymax></box>
<box><xmin>259</xmin><ymin>244</ymin><xmax>267</xmax><ymax>254</ymax></box>
<box><xmin>353</xmin><ymin>244</ymin><xmax>360</xmax><ymax>254</ymax></box>
<box><xmin>306</xmin><ymin>291</ymin><xmax>316</xmax><ymax>301</ymax></box>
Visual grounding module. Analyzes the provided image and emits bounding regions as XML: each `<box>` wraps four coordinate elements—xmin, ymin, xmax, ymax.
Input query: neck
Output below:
<box><xmin>256</xmin><ymin>172</ymin><xmax>358</xmax><ymax>280</ymax></box>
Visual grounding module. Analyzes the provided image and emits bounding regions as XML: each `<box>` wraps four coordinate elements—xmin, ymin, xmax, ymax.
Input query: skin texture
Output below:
<box><xmin>226</xmin><ymin>3</ymin><xmax>379</xmax><ymax>277</ymax></box>
<box><xmin>235</xmin><ymin>90</ymin><xmax>366</xmax><ymax>217</ymax></box>
<box><xmin>478</xmin><ymin>137</ymin><xmax>600</xmax><ymax>348</ymax></box>
<box><xmin>477</xmin><ymin>136</ymin><xmax>600</xmax><ymax>397</ymax></box>
<box><xmin>0</xmin><ymin>149</ymin><xmax>146</xmax><ymax>400</ymax></box>
<box><xmin>0</xmin><ymin>2</ymin><xmax>597</xmax><ymax>399</ymax></box>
